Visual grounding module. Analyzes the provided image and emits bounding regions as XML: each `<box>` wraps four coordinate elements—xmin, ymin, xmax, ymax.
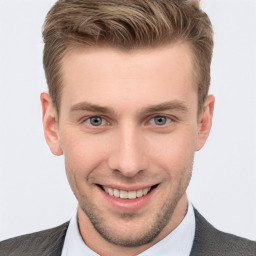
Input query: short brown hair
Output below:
<box><xmin>43</xmin><ymin>0</ymin><xmax>213</xmax><ymax>114</ymax></box>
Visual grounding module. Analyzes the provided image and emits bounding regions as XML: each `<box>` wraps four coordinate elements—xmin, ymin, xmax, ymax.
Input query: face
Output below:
<box><xmin>41</xmin><ymin>43</ymin><xmax>214</xmax><ymax>251</ymax></box>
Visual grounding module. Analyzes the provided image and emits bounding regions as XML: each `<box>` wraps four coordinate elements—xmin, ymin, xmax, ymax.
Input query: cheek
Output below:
<box><xmin>147</xmin><ymin>128</ymin><xmax>197</xmax><ymax>173</ymax></box>
<box><xmin>60</xmin><ymin>131</ymin><xmax>108</xmax><ymax>177</ymax></box>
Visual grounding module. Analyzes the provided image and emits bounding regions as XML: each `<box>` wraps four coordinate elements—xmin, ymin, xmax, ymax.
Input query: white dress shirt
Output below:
<box><xmin>61</xmin><ymin>201</ymin><xmax>195</xmax><ymax>256</ymax></box>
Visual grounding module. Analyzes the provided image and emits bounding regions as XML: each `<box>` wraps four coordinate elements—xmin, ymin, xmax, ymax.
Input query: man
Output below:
<box><xmin>0</xmin><ymin>0</ymin><xmax>255</xmax><ymax>255</ymax></box>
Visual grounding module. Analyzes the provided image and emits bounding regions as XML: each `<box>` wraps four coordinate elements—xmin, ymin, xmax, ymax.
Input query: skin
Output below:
<box><xmin>41</xmin><ymin>43</ymin><xmax>214</xmax><ymax>256</ymax></box>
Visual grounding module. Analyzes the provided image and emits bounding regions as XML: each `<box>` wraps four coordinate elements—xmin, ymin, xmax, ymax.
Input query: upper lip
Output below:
<box><xmin>97</xmin><ymin>183</ymin><xmax>159</xmax><ymax>191</ymax></box>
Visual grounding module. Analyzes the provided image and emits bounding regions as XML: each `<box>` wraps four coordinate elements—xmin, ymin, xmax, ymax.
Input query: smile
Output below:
<box><xmin>97</xmin><ymin>184</ymin><xmax>159</xmax><ymax>211</ymax></box>
<box><xmin>101</xmin><ymin>185</ymin><xmax>157</xmax><ymax>200</ymax></box>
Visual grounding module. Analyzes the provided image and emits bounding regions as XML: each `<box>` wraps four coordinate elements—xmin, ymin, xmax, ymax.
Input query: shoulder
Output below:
<box><xmin>190</xmin><ymin>209</ymin><xmax>256</xmax><ymax>256</ymax></box>
<box><xmin>0</xmin><ymin>222</ymin><xmax>69</xmax><ymax>256</ymax></box>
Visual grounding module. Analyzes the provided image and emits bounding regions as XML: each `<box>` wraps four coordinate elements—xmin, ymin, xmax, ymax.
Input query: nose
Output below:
<box><xmin>108</xmin><ymin>125</ymin><xmax>148</xmax><ymax>177</ymax></box>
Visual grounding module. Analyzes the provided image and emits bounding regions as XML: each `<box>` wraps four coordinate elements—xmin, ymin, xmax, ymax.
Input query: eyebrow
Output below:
<box><xmin>140</xmin><ymin>101</ymin><xmax>189</xmax><ymax>115</ymax></box>
<box><xmin>70</xmin><ymin>102</ymin><xmax>115</xmax><ymax>115</ymax></box>
<box><xmin>70</xmin><ymin>100</ymin><xmax>189</xmax><ymax>116</ymax></box>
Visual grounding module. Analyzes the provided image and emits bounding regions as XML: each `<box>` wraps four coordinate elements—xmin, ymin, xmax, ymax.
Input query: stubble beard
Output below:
<box><xmin>77</xmin><ymin>164</ymin><xmax>193</xmax><ymax>248</ymax></box>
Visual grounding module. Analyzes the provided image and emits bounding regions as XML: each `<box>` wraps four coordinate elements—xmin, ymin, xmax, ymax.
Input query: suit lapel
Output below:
<box><xmin>40</xmin><ymin>222</ymin><xmax>69</xmax><ymax>256</ymax></box>
<box><xmin>190</xmin><ymin>209</ymin><xmax>210</xmax><ymax>256</ymax></box>
<box><xmin>189</xmin><ymin>208</ymin><xmax>219</xmax><ymax>256</ymax></box>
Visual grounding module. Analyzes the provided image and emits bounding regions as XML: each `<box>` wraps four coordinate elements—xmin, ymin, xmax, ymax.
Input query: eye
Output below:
<box><xmin>149</xmin><ymin>116</ymin><xmax>172</xmax><ymax>126</ymax></box>
<box><xmin>85</xmin><ymin>116</ymin><xmax>107</xmax><ymax>127</ymax></box>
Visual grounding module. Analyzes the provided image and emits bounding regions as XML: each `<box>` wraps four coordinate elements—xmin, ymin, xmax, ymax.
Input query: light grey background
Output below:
<box><xmin>0</xmin><ymin>0</ymin><xmax>255</xmax><ymax>241</ymax></box>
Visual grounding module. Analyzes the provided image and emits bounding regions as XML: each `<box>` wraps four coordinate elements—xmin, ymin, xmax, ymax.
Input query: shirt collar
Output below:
<box><xmin>61</xmin><ymin>201</ymin><xmax>195</xmax><ymax>256</ymax></box>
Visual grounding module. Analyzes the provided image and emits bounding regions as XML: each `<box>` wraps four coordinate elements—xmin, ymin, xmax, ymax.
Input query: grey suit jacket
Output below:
<box><xmin>0</xmin><ymin>209</ymin><xmax>255</xmax><ymax>256</ymax></box>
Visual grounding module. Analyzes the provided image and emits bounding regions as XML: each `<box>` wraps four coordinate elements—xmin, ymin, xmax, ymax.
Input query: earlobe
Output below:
<box><xmin>196</xmin><ymin>95</ymin><xmax>215</xmax><ymax>151</ymax></box>
<box><xmin>40</xmin><ymin>92</ymin><xmax>63</xmax><ymax>156</ymax></box>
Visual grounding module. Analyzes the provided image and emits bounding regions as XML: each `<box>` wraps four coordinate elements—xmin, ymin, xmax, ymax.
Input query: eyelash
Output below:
<box><xmin>81</xmin><ymin>115</ymin><xmax>176</xmax><ymax>128</ymax></box>
<box><xmin>148</xmin><ymin>116</ymin><xmax>173</xmax><ymax>126</ymax></box>
<box><xmin>83</xmin><ymin>116</ymin><xmax>110</xmax><ymax>127</ymax></box>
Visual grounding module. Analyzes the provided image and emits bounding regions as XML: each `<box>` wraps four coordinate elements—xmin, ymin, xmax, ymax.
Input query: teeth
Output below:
<box><xmin>128</xmin><ymin>191</ymin><xmax>137</xmax><ymax>199</ymax></box>
<box><xmin>136</xmin><ymin>189</ymin><xmax>143</xmax><ymax>198</ymax></box>
<box><xmin>102</xmin><ymin>186</ymin><xmax>152</xmax><ymax>199</ymax></box>
<box><xmin>120</xmin><ymin>190</ymin><xmax>128</xmax><ymax>199</ymax></box>
<box><xmin>143</xmin><ymin>188</ymin><xmax>150</xmax><ymax>195</ymax></box>
<box><xmin>113</xmin><ymin>189</ymin><xmax>120</xmax><ymax>197</ymax></box>
<box><xmin>108</xmin><ymin>188</ymin><xmax>114</xmax><ymax>196</ymax></box>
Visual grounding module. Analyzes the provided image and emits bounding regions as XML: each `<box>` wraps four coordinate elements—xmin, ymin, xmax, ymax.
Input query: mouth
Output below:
<box><xmin>98</xmin><ymin>184</ymin><xmax>158</xmax><ymax>200</ymax></box>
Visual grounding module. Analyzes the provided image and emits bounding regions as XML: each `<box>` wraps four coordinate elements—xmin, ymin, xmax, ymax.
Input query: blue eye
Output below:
<box><xmin>85</xmin><ymin>116</ymin><xmax>106</xmax><ymax>126</ymax></box>
<box><xmin>150</xmin><ymin>116</ymin><xmax>171</xmax><ymax>126</ymax></box>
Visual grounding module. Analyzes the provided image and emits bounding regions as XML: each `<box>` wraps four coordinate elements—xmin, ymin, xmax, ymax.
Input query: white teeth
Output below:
<box><xmin>108</xmin><ymin>188</ymin><xmax>114</xmax><ymax>196</ymax></box>
<box><xmin>143</xmin><ymin>188</ymin><xmax>150</xmax><ymax>195</ymax></box>
<box><xmin>102</xmin><ymin>186</ymin><xmax>152</xmax><ymax>199</ymax></box>
<box><xmin>120</xmin><ymin>190</ymin><xmax>128</xmax><ymax>199</ymax></box>
<box><xmin>136</xmin><ymin>189</ymin><xmax>143</xmax><ymax>198</ymax></box>
<box><xmin>113</xmin><ymin>189</ymin><xmax>120</xmax><ymax>197</ymax></box>
<box><xmin>128</xmin><ymin>191</ymin><xmax>137</xmax><ymax>199</ymax></box>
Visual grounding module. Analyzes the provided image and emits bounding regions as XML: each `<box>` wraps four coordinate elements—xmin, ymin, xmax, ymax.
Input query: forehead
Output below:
<box><xmin>60</xmin><ymin>43</ymin><xmax>196</xmax><ymax>112</ymax></box>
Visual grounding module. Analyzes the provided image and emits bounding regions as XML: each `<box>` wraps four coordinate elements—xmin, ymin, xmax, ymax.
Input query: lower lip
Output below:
<box><xmin>97</xmin><ymin>186</ymin><xmax>158</xmax><ymax>212</ymax></box>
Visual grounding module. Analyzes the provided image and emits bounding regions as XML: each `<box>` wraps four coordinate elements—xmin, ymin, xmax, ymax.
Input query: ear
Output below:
<box><xmin>40</xmin><ymin>92</ymin><xmax>63</xmax><ymax>156</ymax></box>
<box><xmin>196</xmin><ymin>95</ymin><xmax>215</xmax><ymax>151</ymax></box>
